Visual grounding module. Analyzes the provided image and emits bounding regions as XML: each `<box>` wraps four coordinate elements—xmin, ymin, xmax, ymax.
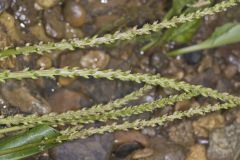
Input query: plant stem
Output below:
<box><xmin>0</xmin><ymin>0</ymin><xmax>238</xmax><ymax>59</ymax></box>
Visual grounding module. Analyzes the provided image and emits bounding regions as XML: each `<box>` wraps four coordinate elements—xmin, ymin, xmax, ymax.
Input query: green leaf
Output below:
<box><xmin>167</xmin><ymin>23</ymin><xmax>240</xmax><ymax>56</ymax></box>
<box><xmin>162</xmin><ymin>19</ymin><xmax>202</xmax><ymax>43</ymax></box>
<box><xmin>0</xmin><ymin>125</ymin><xmax>60</xmax><ymax>160</ymax></box>
<box><xmin>164</xmin><ymin>0</ymin><xmax>196</xmax><ymax>20</ymax></box>
<box><xmin>141</xmin><ymin>0</ymin><xmax>203</xmax><ymax>51</ymax></box>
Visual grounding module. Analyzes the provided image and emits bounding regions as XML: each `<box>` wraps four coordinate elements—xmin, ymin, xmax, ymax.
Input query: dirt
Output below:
<box><xmin>0</xmin><ymin>0</ymin><xmax>240</xmax><ymax>160</ymax></box>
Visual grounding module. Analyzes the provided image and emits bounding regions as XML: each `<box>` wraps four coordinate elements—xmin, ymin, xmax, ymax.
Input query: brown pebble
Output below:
<box><xmin>186</xmin><ymin>144</ymin><xmax>207</xmax><ymax>160</ymax></box>
<box><xmin>224</xmin><ymin>65</ymin><xmax>238</xmax><ymax>79</ymax></box>
<box><xmin>63</xmin><ymin>0</ymin><xmax>86</xmax><ymax>27</ymax></box>
<box><xmin>193</xmin><ymin>113</ymin><xmax>225</xmax><ymax>137</ymax></box>
<box><xmin>132</xmin><ymin>148</ymin><xmax>154</xmax><ymax>159</ymax></box>
<box><xmin>48</xmin><ymin>89</ymin><xmax>89</xmax><ymax>113</ymax></box>
<box><xmin>35</xmin><ymin>0</ymin><xmax>58</xmax><ymax>9</ymax></box>
<box><xmin>58</xmin><ymin>77</ymin><xmax>75</xmax><ymax>86</ymax></box>
<box><xmin>175</xmin><ymin>100</ymin><xmax>192</xmax><ymax>111</ymax></box>
<box><xmin>114</xmin><ymin>131</ymin><xmax>149</xmax><ymax>147</ymax></box>
<box><xmin>37</xmin><ymin>56</ymin><xmax>52</xmax><ymax>69</ymax></box>
<box><xmin>44</xmin><ymin>6</ymin><xmax>65</xmax><ymax>39</ymax></box>
<box><xmin>80</xmin><ymin>50</ymin><xmax>110</xmax><ymax>69</ymax></box>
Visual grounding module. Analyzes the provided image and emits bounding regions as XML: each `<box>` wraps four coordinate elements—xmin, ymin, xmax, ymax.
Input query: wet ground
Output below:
<box><xmin>0</xmin><ymin>0</ymin><xmax>240</xmax><ymax>160</ymax></box>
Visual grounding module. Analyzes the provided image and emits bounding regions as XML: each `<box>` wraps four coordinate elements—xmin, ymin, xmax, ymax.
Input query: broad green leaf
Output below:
<box><xmin>0</xmin><ymin>125</ymin><xmax>60</xmax><ymax>160</ymax></box>
<box><xmin>167</xmin><ymin>23</ymin><xmax>240</xmax><ymax>56</ymax></box>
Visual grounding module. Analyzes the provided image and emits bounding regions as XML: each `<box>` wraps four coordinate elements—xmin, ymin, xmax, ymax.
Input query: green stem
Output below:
<box><xmin>167</xmin><ymin>43</ymin><xmax>208</xmax><ymax>56</ymax></box>
<box><xmin>0</xmin><ymin>0</ymin><xmax>238</xmax><ymax>59</ymax></box>
<box><xmin>0</xmin><ymin>68</ymin><xmax>239</xmax><ymax>104</ymax></box>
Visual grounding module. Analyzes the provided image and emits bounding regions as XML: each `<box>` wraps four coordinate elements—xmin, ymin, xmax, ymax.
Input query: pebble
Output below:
<box><xmin>1</xmin><ymin>81</ymin><xmax>51</xmax><ymax>114</ymax></box>
<box><xmin>224</xmin><ymin>65</ymin><xmax>238</xmax><ymax>79</ymax></box>
<box><xmin>80</xmin><ymin>50</ymin><xmax>110</xmax><ymax>69</ymax></box>
<box><xmin>63</xmin><ymin>0</ymin><xmax>86</xmax><ymax>27</ymax></box>
<box><xmin>193</xmin><ymin>113</ymin><xmax>225</xmax><ymax>137</ymax></box>
<box><xmin>114</xmin><ymin>131</ymin><xmax>149</xmax><ymax>147</ymax></box>
<box><xmin>58</xmin><ymin>77</ymin><xmax>75</xmax><ymax>87</ymax></box>
<box><xmin>43</xmin><ymin>6</ymin><xmax>65</xmax><ymax>39</ymax></box>
<box><xmin>113</xmin><ymin>131</ymin><xmax>150</xmax><ymax>158</ymax></box>
<box><xmin>0</xmin><ymin>30</ymin><xmax>10</xmax><ymax>49</ymax></box>
<box><xmin>60</xmin><ymin>50</ymin><xmax>84</xmax><ymax>67</ymax></box>
<box><xmin>198</xmin><ymin>55</ymin><xmax>213</xmax><ymax>73</ymax></box>
<box><xmin>50</xmin><ymin>133</ymin><xmax>113</xmax><ymax>160</ymax></box>
<box><xmin>142</xmin><ymin>128</ymin><xmax>156</xmax><ymax>137</ymax></box>
<box><xmin>168</xmin><ymin>121</ymin><xmax>195</xmax><ymax>146</ymax></box>
<box><xmin>114</xmin><ymin>141</ymin><xmax>143</xmax><ymax>158</ymax></box>
<box><xmin>48</xmin><ymin>89</ymin><xmax>90</xmax><ymax>113</ymax></box>
<box><xmin>29</xmin><ymin>22</ymin><xmax>53</xmax><ymax>42</ymax></box>
<box><xmin>0</xmin><ymin>0</ymin><xmax>10</xmax><ymax>14</ymax></box>
<box><xmin>35</xmin><ymin>0</ymin><xmax>58</xmax><ymax>9</ymax></box>
<box><xmin>64</xmin><ymin>23</ymin><xmax>84</xmax><ymax>39</ymax></box>
<box><xmin>151</xmin><ymin>53</ymin><xmax>169</xmax><ymax>72</ymax></box>
<box><xmin>216</xmin><ymin>78</ymin><xmax>234</xmax><ymax>93</ymax></box>
<box><xmin>182</xmin><ymin>51</ymin><xmax>203</xmax><ymax>65</ymax></box>
<box><xmin>175</xmin><ymin>100</ymin><xmax>192</xmax><ymax>111</ymax></box>
<box><xmin>11</xmin><ymin>0</ymin><xmax>40</xmax><ymax>26</ymax></box>
<box><xmin>144</xmin><ymin>136</ymin><xmax>186</xmax><ymax>160</ymax></box>
<box><xmin>186</xmin><ymin>144</ymin><xmax>207</xmax><ymax>160</ymax></box>
<box><xmin>37</xmin><ymin>55</ymin><xmax>52</xmax><ymax>69</ymax></box>
<box><xmin>0</xmin><ymin>12</ymin><xmax>22</xmax><ymax>42</ymax></box>
<box><xmin>131</xmin><ymin>148</ymin><xmax>154</xmax><ymax>159</ymax></box>
<box><xmin>207</xmin><ymin>123</ymin><xmax>240</xmax><ymax>160</ymax></box>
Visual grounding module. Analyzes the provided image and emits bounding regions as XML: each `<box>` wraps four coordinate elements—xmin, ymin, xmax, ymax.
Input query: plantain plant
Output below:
<box><xmin>0</xmin><ymin>0</ymin><xmax>240</xmax><ymax>159</ymax></box>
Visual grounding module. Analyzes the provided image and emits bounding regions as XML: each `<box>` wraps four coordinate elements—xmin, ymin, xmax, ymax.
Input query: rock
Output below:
<box><xmin>193</xmin><ymin>113</ymin><xmax>225</xmax><ymax>137</ymax></box>
<box><xmin>182</xmin><ymin>51</ymin><xmax>203</xmax><ymax>65</ymax></box>
<box><xmin>80</xmin><ymin>50</ymin><xmax>110</xmax><ymax>69</ymax></box>
<box><xmin>114</xmin><ymin>131</ymin><xmax>149</xmax><ymax>147</ymax></box>
<box><xmin>29</xmin><ymin>22</ymin><xmax>53</xmax><ymax>42</ymax></box>
<box><xmin>151</xmin><ymin>53</ymin><xmax>169</xmax><ymax>72</ymax></box>
<box><xmin>198</xmin><ymin>55</ymin><xmax>213</xmax><ymax>73</ymax></box>
<box><xmin>0</xmin><ymin>12</ymin><xmax>22</xmax><ymax>42</ymax></box>
<box><xmin>63</xmin><ymin>0</ymin><xmax>86</xmax><ymax>27</ymax></box>
<box><xmin>35</xmin><ymin>0</ymin><xmax>58</xmax><ymax>9</ymax></box>
<box><xmin>131</xmin><ymin>148</ymin><xmax>154</xmax><ymax>159</ymax></box>
<box><xmin>144</xmin><ymin>136</ymin><xmax>186</xmax><ymax>160</ymax></box>
<box><xmin>37</xmin><ymin>55</ymin><xmax>52</xmax><ymax>69</ymax></box>
<box><xmin>175</xmin><ymin>100</ymin><xmax>192</xmax><ymax>111</ymax></box>
<box><xmin>11</xmin><ymin>0</ymin><xmax>40</xmax><ymax>26</ymax></box>
<box><xmin>43</xmin><ymin>6</ymin><xmax>65</xmax><ymax>39</ymax></box>
<box><xmin>0</xmin><ymin>95</ymin><xmax>19</xmax><ymax>117</ymax></box>
<box><xmin>216</xmin><ymin>78</ymin><xmax>234</xmax><ymax>93</ymax></box>
<box><xmin>0</xmin><ymin>57</ymin><xmax>16</xmax><ymax>69</ymax></box>
<box><xmin>141</xmin><ymin>128</ymin><xmax>156</xmax><ymax>137</ymax></box>
<box><xmin>192</xmin><ymin>69</ymin><xmax>218</xmax><ymax>88</ymax></box>
<box><xmin>168</xmin><ymin>121</ymin><xmax>195</xmax><ymax>146</ymax></box>
<box><xmin>48</xmin><ymin>89</ymin><xmax>91</xmax><ymax>113</ymax></box>
<box><xmin>1</xmin><ymin>81</ymin><xmax>51</xmax><ymax>114</ymax></box>
<box><xmin>113</xmin><ymin>131</ymin><xmax>150</xmax><ymax>158</ymax></box>
<box><xmin>207</xmin><ymin>123</ymin><xmax>240</xmax><ymax>160</ymax></box>
<box><xmin>224</xmin><ymin>65</ymin><xmax>238</xmax><ymax>79</ymax></box>
<box><xmin>70</xmin><ymin>78</ymin><xmax>137</xmax><ymax>104</ymax></box>
<box><xmin>60</xmin><ymin>50</ymin><xmax>84</xmax><ymax>68</ymax></box>
<box><xmin>0</xmin><ymin>0</ymin><xmax>10</xmax><ymax>14</ymax></box>
<box><xmin>113</xmin><ymin>141</ymin><xmax>143</xmax><ymax>158</ymax></box>
<box><xmin>0</xmin><ymin>29</ymin><xmax>10</xmax><ymax>49</ymax></box>
<box><xmin>50</xmin><ymin>133</ymin><xmax>113</xmax><ymax>160</ymax></box>
<box><xmin>95</xmin><ymin>14</ymin><xmax>119</xmax><ymax>31</ymax></box>
<box><xmin>58</xmin><ymin>77</ymin><xmax>75</xmax><ymax>87</ymax></box>
<box><xmin>186</xmin><ymin>144</ymin><xmax>207</xmax><ymax>160</ymax></box>
<box><xmin>64</xmin><ymin>23</ymin><xmax>84</xmax><ymax>39</ymax></box>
